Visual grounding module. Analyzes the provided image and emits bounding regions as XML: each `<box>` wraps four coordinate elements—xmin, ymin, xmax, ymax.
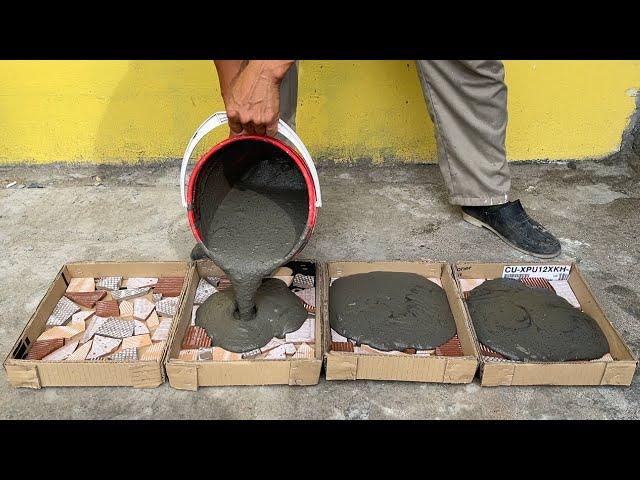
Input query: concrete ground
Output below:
<box><xmin>1</xmin><ymin>157</ymin><xmax>638</xmax><ymax>419</ymax></box>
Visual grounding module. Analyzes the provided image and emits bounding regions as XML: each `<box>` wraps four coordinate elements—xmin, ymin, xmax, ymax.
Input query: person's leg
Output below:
<box><xmin>416</xmin><ymin>60</ymin><xmax>560</xmax><ymax>258</ymax></box>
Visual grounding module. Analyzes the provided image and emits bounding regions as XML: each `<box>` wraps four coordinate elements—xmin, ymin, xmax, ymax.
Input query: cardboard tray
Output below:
<box><xmin>165</xmin><ymin>259</ymin><xmax>323</xmax><ymax>389</ymax></box>
<box><xmin>4</xmin><ymin>261</ymin><xmax>190</xmax><ymax>389</ymax></box>
<box><xmin>322</xmin><ymin>261</ymin><xmax>479</xmax><ymax>383</ymax></box>
<box><xmin>454</xmin><ymin>262</ymin><xmax>638</xmax><ymax>387</ymax></box>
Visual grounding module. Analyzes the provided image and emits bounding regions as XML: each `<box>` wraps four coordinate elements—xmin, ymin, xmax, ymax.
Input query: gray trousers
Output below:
<box><xmin>279</xmin><ymin>60</ymin><xmax>511</xmax><ymax>206</ymax></box>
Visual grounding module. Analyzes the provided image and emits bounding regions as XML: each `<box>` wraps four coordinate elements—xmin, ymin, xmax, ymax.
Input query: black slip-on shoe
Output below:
<box><xmin>461</xmin><ymin>199</ymin><xmax>561</xmax><ymax>258</ymax></box>
<box><xmin>190</xmin><ymin>243</ymin><xmax>209</xmax><ymax>261</ymax></box>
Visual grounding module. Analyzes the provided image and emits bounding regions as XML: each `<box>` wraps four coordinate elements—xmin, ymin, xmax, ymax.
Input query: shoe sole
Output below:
<box><xmin>462</xmin><ymin>212</ymin><xmax>561</xmax><ymax>259</ymax></box>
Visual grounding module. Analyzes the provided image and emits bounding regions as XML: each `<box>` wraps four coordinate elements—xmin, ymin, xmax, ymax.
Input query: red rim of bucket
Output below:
<box><xmin>186</xmin><ymin>135</ymin><xmax>318</xmax><ymax>245</ymax></box>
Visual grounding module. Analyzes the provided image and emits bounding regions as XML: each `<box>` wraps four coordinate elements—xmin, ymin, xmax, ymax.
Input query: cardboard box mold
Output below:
<box><xmin>322</xmin><ymin>261</ymin><xmax>479</xmax><ymax>383</ymax></box>
<box><xmin>165</xmin><ymin>259</ymin><xmax>323</xmax><ymax>390</ymax></box>
<box><xmin>4</xmin><ymin>261</ymin><xmax>190</xmax><ymax>389</ymax></box>
<box><xmin>454</xmin><ymin>262</ymin><xmax>638</xmax><ymax>387</ymax></box>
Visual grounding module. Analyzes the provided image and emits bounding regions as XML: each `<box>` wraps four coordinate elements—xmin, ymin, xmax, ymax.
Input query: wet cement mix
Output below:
<box><xmin>329</xmin><ymin>271</ymin><xmax>457</xmax><ymax>351</ymax></box>
<box><xmin>194</xmin><ymin>148</ymin><xmax>309</xmax><ymax>353</ymax></box>
<box><xmin>467</xmin><ymin>278</ymin><xmax>609</xmax><ymax>362</ymax></box>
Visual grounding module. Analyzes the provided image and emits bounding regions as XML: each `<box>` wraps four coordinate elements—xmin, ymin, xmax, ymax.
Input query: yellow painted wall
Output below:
<box><xmin>0</xmin><ymin>60</ymin><xmax>637</xmax><ymax>164</ymax></box>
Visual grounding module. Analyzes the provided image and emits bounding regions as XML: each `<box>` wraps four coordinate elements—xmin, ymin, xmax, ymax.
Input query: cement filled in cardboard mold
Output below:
<box><xmin>329</xmin><ymin>271</ymin><xmax>457</xmax><ymax>351</ymax></box>
<box><xmin>467</xmin><ymin>277</ymin><xmax>609</xmax><ymax>362</ymax></box>
<box><xmin>192</xmin><ymin>140</ymin><xmax>311</xmax><ymax>352</ymax></box>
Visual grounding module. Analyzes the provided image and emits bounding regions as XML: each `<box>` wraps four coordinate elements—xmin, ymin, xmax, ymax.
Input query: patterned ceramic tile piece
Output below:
<box><xmin>415</xmin><ymin>349</ymin><xmax>435</xmax><ymax>356</ymax></box>
<box><xmin>139</xmin><ymin>341</ymin><xmax>166</xmax><ymax>361</ymax></box>
<box><xmin>126</xmin><ymin>277</ymin><xmax>158</xmax><ymax>289</ymax></box>
<box><xmin>292</xmin><ymin>343</ymin><xmax>314</xmax><ymax>359</ymax></box>
<box><xmin>197</xmin><ymin>348</ymin><xmax>214</xmax><ymax>361</ymax></box>
<box><xmin>181</xmin><ymin>326</ymin><xmax>212</xmax><ymax>349</ymax></box>
<box><xmin>152</xmin><ymin>293</ymin><xmax>162</xmax><ymax>303</ymax></box>
<box><xmin>241</xmin><ymin>348</ymin><xmax>261</xmax><ymax>359</ymax></box>
<box><xmin>260</xmin><ymin>337</ymin><xmax>285</xmax><ymax>353</ymax></box>
<box><xmin>95</xmin><ymin>276</ymin><xmax>122</xmax><ymax>291</ymax></box>
<box><xmin>26</xmin><ymin>338</ymin><xmax>65</xmax><ymax>360</ymax></box>
<box><xmin>178</xmin><ymin>349</ymin><xmax>199</xmax><ymax>361</ymax></box>
<box><xmin>81</xmin><ymin>316</ymin><xmax>108</xmax><ymax>344</ymax></box>
<box><xmin>64</xmin><ymin>291</ymin><xmax>106</xmax><ymax>308</ymax></box>
<box><xmin>331</xmin><ymin>342</ymin><xmax>354</xmax><ymax>352</ymax></box>
<box><xmin>194</xmin><ymin>278</ymin><xmax>217</xmax><ymax>304</ymax></box>
<box><xmin>151</xmin><ymin>318</ymin><xmax>172</xmax><ymax>342</ymax></box>
<box><xmin>215</xmin><ymin>277</ymin><xmax>232</xmax><ymax>291</ymax></box>
<box><xmin>46</xmin><ymin>296</ymin><xmax>81</xmax><ymax>326</ymax></box>
<box><xmin>42</xmin><ymin>341</ymin><xmax>79</xmax><ymax>361</ymax></box>
<box><xmin>37</xmin><ymin>326</ymin><xmax>81</xmax><ymax>341</ymax></box>
<box><xmin>191</xmin><ymin>306</ymin><xmax>198</xmax><ymax>326</ymax></box>
<box><xmin>133</xmin><ymin>320</ymin><xmax>150</xmax><ymax>335</ymax></box>
<box><xmin>479</xmin><ymin>343</ymin><xmax>507</xmax><ymax>361</ymax></box>
<box><xmin>549</xmin><ymin>280</ymin><xmax>581</xmax><ymax>308</ymax></box>
<box><xmin>133</xmin><ymin>297</ymin><xmax>155</xmax><ymax>320</ymax></box>
<box><xmin>208</xmin><ymin>347</ymin><xmax>242</xmax><ymax>362</ymax></box>
<box><xmin>292</xmin><ymin>274</ymin><xmax>314</xmax><ymax>289</ymax></box>
<box><xmin>119</xmin><ymin>300</ymin><xmax>134</xmax><ymax>318</ymax></box>
<box><xmin>67</xmin><ymin>331</ymin><xmax>86</xmax><ymax>345</ymax></box>
<box><xmin>96</xmin><ymin>318</ymin><xmax>135</xmax><ymax>339</ymax></box>
<box><xmin>86</xmin><ymin>335</ymin><xmax>121</xmax><ymax>360</ymax></box>
<box><xmin>153</xmin><ymin>277</ymin><xmax>184</xmax><ymax>297</ymax></box>
<box><xmin>108</xmin><ymin>347</ymin><xmax>138</xmax><ymax>362</ymax></box>
<box><xmin>66</xmin><ymin>277</ymin><xmax>96</xmax><ymax>293</ymax></box>
<box><xmin>263</xmin><ymin>344</ymin><xmax>287</xmax><ymax>360</ymax></box>
<box><xmin>330</xmin><ymin>329</ymin><xmax>349</xmax><ymax>343</ymax></box>
<box><xmin>285</xmin><ymin>318</ymin><xmax>315</xmax><ymax>344</ymax></box>
<box><xmin>520</xmin><ymin>277</ymin><xmax>554</xmax><ymax>291</ymax></box>
<box><xmin>284</xmin><ymin>343</ymin><xmax>296</xmax><ymax>355</ymax></box>
<box><xmin>65</xmin><ymin>339</ymin><xmax>93</xmax><ymax>361</ymax></box>
<box><xmin>155</xmin><ymin>297</ymin><xmax>179</xmax><ymax>317</ymax></box>
<box><xmin>435</xmin><ymin>335</ymin><xmax>464</xmax><ymax>357</ymax></box>
<box><xmin>205</xmin><ymin>276</ymin><xmax>220</xmax><ymax>287</ymax></box>
<box><xmin>110</xmin><ymin>287</ymin><xmax>150</xmax><ymax>302</ymax></box>
<box><xmin>427</xmin><ymin>277</ymin><xmax>443</xmax><ymax>288</ymax></box>
<box><xmin>69</xmin><ymin>311</ymin><xmax>91</xmax><ymax>331</ymax></box>
<box><xmin>147</xmin><ymin>311</ymin><xmax>160</xmax><ymax>330</ymax></box>
<box><xmin>293</xmin><ymin>287</ymin><xmax>315</xmax><ymax>307</ymax></box>
<box><xmin>95</xmin><ymin>300</ymin><xmax>120</xmax><ymax>317</ymax></box>
<box><xmin>122</xmin><ymin>334</ymin><xmax>152</xmax><ymax>350</ymax></box>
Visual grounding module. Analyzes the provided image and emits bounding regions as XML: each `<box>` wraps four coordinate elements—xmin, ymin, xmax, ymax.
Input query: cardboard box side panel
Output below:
<box><xmin>569</xmin><ymin>267</ymin><xmax>635</xmax><ymax>361</ymax></box>
<box><xmin>167</xmin><ymin>265</ymin><xmax>198</xmax><ymax>360</ymax></box>
<box><xmin>480</xmin><ymin>363</ymin><xmax>516</xmax><ymax>386</ymax></box>
<box><xmin>328</xmin><ymin>261</ymin><xmax>443</xmax><ymax>279</ymax></box>
<box><xmin>35</xmin><ymin>362</ymin><xmax>132</xmax><ymax>386</ymax></box>
<box><xmin>196</xmin><ymin>361</ymin><xmax>291</xmax><ymax>386</ymax></box>
<box><xmin>325</xmin><ymin>354</ymin><xmax>358</xmax><ymax>380</ymax></box>
<box><xmin>510</xmin><ymin>362</ymin><xmax>607</xmax><ymax>386</ymax></box>
<box><xmin>5</xmin><ymin>363</ymin><xmax>41</xmax><ymax>388</ymax></box>
<box><xmin>65</xmin><ymin>261</ymin><xmax>188</xmax><ymax>278</ymax></box>
<box><xmin>441</xmin><ymin>266</ymin><xmax>478</xmax><ymax>358</ymax></box>
<box><xmin>443</xmin><ymin>358</ymin><xmax>478</xmax><ymax>383</ymax></box>
<box><xmin>166</xmin><ymin>363</ymin><xmax>199</xmax><ymax>390</ymax></box>
<box><xmin>601</xmin><ymin>361</ymin><xmax>637</xmax><ymax>386</ymax></box>
<box><xmin>289</xmin><ymin>360</ymin><xmax>322</xmax><ymax>385</ymax></box>
<box><xmin>356</xmin><ymin>355</ymin><xmax>448</xmax><ymax>382</ymax></box>
<box><xmin>454</xmin><ymin>262</ymin><xmax>505</xmax><ymax>279</ymax></box>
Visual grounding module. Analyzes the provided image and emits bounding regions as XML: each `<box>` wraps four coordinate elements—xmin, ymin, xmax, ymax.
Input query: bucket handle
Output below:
<box><xmin>180</xmin><ymin>111</ymin><xmax>322</xmax><ymax>209</ymax></box>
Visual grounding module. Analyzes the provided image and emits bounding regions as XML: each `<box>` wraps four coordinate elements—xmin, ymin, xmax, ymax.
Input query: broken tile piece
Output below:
<box><xmin>66</xmin><ymin>277</ymin><xmax>95</xmax><ymax>293</ymax></box>
<box><xmin>181</xmin><ymin>326</ymin><xmax>212</xmax><ymax>349</ymax></box>
<box><xmin>292</xmin><ymin>343</ymin><xmax>314</xmax><ymax>359</ymax></box>
<box><xmin>178</xmin><ymin>349</ymin><xmax>199</xmax><ymax>361</ymax></box>
<box><xmin>65</xmin><ymin>339</ymin><xmax>93</xmax><ymax>361</ymax></box>
<box><xmin>139</xmin><ymin>341</ymin><xmax>165</xmax><ymax>361</ymax></box>
<box><xmin>435</xmin><ymin>335</ymin><xmax>464</xmax><ymax>357</ymax></box>
<box><xmin>427</xmin><ymin>277</ymin><xmax>443</xmax><ymax>288</ymax></box>
<box><xmin>284</xmin><ymin>343</ymin><xmax>296</xmax><ymax>355</ymax></box>
<box><xmin>108</xmin><ymin>347</ymin><xmax>138</xmax><ymax>362</ymax></box>
<box><xmin>205</xmin><ymin>276</ymin><xmax>220</xmax><ymax>287</ymax></box>
<box><xmin>549</xmin><ymin>280</ymin><xmax>581</xmax><ymax>309</ymax></box>
<box><xmin>37</xmin><ymin>326</ymin><xmax>80</xmax><ymax>341</ymax></box>
<box><xmin>331</xmin><ymin>329</ymin><xmax>348</xmax><ymax>343</ymax></box>
<box><xmin>26</xmin><ymin>339</ymin><xmax>65</xmax><ymax>360</ymax></box>
<box><xmin>293</xmin><ymin>287</ymin><xmax>316</xmax><ymax>307</ymax></box>
<box><xmin>126</xmin><ymin>277</ymin><xmax>158</xmax><ymax>289</ymax></box>
<box><xmin>153</xmin><ymin>277</ymin><xmax>184</xmax><ymax>297</ymax></box>
<box><xmin>191</xmin><ymin>306</ymin><xmax>198</xmax><ymax>326</ymax></box>
<box><xmin>122</xmin><ymin>334</ymin><xmax>152</xmax><ymax>350</ymax></box>
<box><xmin>216</xmin><ymin>277</ymin><xmax>232</xmax><ymax>291</ymax></box>
<box><xmin>46</xmin><ymin>296</ymin><xmax>81</xmax><ymax>326</ymax></box>
<box><xmin>403</xmin><ymin>348</ymin><xmax>417</xmax><ymax>354</ymax></box>
<box><xmin>110</xmin><ymin>287</ymin><xmax>150</xmax><ymax>302</ymax></box>
<box><xmin>133</xmin><ymin>297</ymin><xmax>155</xmax><ymax>320</ymax></box>
<box><xmin>356</xmin><ymin>345</ymin><xmax>406</xmax><ymax>355</ymax></box>
<box><xmin>147</xmin><ymin>310</ymin><xmax>160</xmax><ymax>330</ymax></box>
<box><xmin>86</xmin><ymin>335</ymin><xmax>121</xmax><ymax>360</ymax></box>
<box><xmin>81</xmin><ymin>316</ymin><xmax>108</xmax><ymax>343</ymax></box>
<box><xmin>194</xmin><ymin>278</ymin><xmax>217</xmax><ymax>304</ymax></box>
<box><xmin>331</xmin><ymin>342</ymin><xmax>354</xmax><ymax>352</ymax></box>
<box><xmin>197</xmin><ymin>347</ymin><xmax>214</xmax><ymax>361</ymax></box>
<box><xmin>119</xmin><ymin>300</ymin><xmax>134</xmax><ymax>318</ymax></box>
<box><xmin>458</xmin><ymin>278</ymin><xmax>486</xmax><ymax>293</ymax></box>
<box><xmin>208</xmin><ymin>347</ymin><xmax>242</xmax><ymax>362</ymax></box>
<box><xmin>155</xmin><ymin>297</ymin><xmax>179</xmax><ymax>317</ymax></box>
<box><xmin>285</xmin><ymin>318</ymin><xmax>315</xmax><ymax>344</ymax></box>
<box><xmin>521</xmin><ymin>277</ymin><xmax>554</xmax><ymax>291</ymax></box>
<box><xmin>415</xmin><ymin>349</ymin><xmax>435</xmax><ymax>356</ymax></box>
<box><xmin>151</xmin><ymin>318</ymin><xmax>172</xmax><ymax>342</ymax></box>
<box><xmin>95</xmin><ymin>276</ymin><xmax>122</xmax><ymax>291</ymax></box>
<box><xmin>152</xmin><ymin>293</ymin><xmax>162</xmax><ymax>303</ymax></box>
<box><xmin>260</xmin><ymin>337</ymin><xmax>285</xmax><ymax>353</ymax></box>
<box><xmin>263</xmin><ymin>344</ymin><xmax>287</xmax><ymax>360</ymax></box>
<box><xmin>133</xmin><ymin>320</ymin><xmax>149</xmax><ymax>335</ymax></box>
<box><xmin>69</xmin><ymin>311</ymin><xmax>91</xmax><ymax>331</ymax></box>
<box><xmin>64</xmin><ymin>291</ymin><xmax>106</xmax><ymax>308</ymax></box>
<box><xmin>42</xmin><ymin>341</ymin><xmax>79</xmax><ymax>361</ymax></box>
<box><xmin>95</xmin><ymin>300</ymin><xmax>120</xmax><ymax>317</ymax></box>
<box><xmin>241</xmin><ymin>348</ymin><xmax>261</xmax><ymax>359</ymax></box>
<box><xmin>96</xmin><ymin>318</ymin><xmax>135</xmax><ymax>339</ymax></box>
<box><xmin>292</xmin><ymin>274</ymin><xmax>314</xmax><ymax>289</ymax></box>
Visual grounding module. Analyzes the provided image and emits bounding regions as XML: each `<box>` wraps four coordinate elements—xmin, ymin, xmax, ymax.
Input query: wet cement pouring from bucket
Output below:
<box><xmin>193</xmin><ymin>143</ymin><xmax>308</xmax><ymax>353</ymax></box>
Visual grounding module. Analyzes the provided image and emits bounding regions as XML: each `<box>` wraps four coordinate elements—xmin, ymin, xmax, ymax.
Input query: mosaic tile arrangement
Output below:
<box><xmin>23</xmin><ymin>275</ymin><xmax>184</xmax><ymax>362</ymax></box>
<box><xmin>328</xmin><ymin>276</ymin><xmax>460</xmax><ymax>357</ymax></box>
<box><xmin>176</xmin><ymin>262</ymin><xmax>317</xmax><ymax>362</ymax></box>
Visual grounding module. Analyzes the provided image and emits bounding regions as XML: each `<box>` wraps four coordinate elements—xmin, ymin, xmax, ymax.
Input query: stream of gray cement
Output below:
<box><xmin>0</xmin><ymin>157</ymin><xmax>639</xmax><ymax>419</ymax></box>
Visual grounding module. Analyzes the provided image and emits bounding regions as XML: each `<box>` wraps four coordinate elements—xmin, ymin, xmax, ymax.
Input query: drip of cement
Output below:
<box><xmin>194</xmin><ymin>147</ymin><xmax>309</xmax><ymax>352</ymax></box>
<box><xmin>329</xmin><ymin>271</ymin><xmax>457</xmax><ymax>351</ymax></box>
<box><xmin>467</xmin><ymin>278</ymin><xmax>609</xmax><ymax>361</ymax></box>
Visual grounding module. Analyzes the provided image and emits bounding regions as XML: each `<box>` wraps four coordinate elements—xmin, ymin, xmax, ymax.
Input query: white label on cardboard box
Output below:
<box><xmin>502</xmin><ymin>264</ymin><xmax>571</xmax><ymax>281</ymax></box>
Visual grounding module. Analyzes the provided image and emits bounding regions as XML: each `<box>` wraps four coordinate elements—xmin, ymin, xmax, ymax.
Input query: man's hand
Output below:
<box><xmin>214</xmin><ymin>60</ymin><xmax>294</xmax><ymax>137</ymax></box>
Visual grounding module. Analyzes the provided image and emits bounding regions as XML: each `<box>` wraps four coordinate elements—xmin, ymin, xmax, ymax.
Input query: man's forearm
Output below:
<box><xmin>214</xmin><ymin>60</ymin><xmax>246</xmax><ymax>100</ymax></box>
